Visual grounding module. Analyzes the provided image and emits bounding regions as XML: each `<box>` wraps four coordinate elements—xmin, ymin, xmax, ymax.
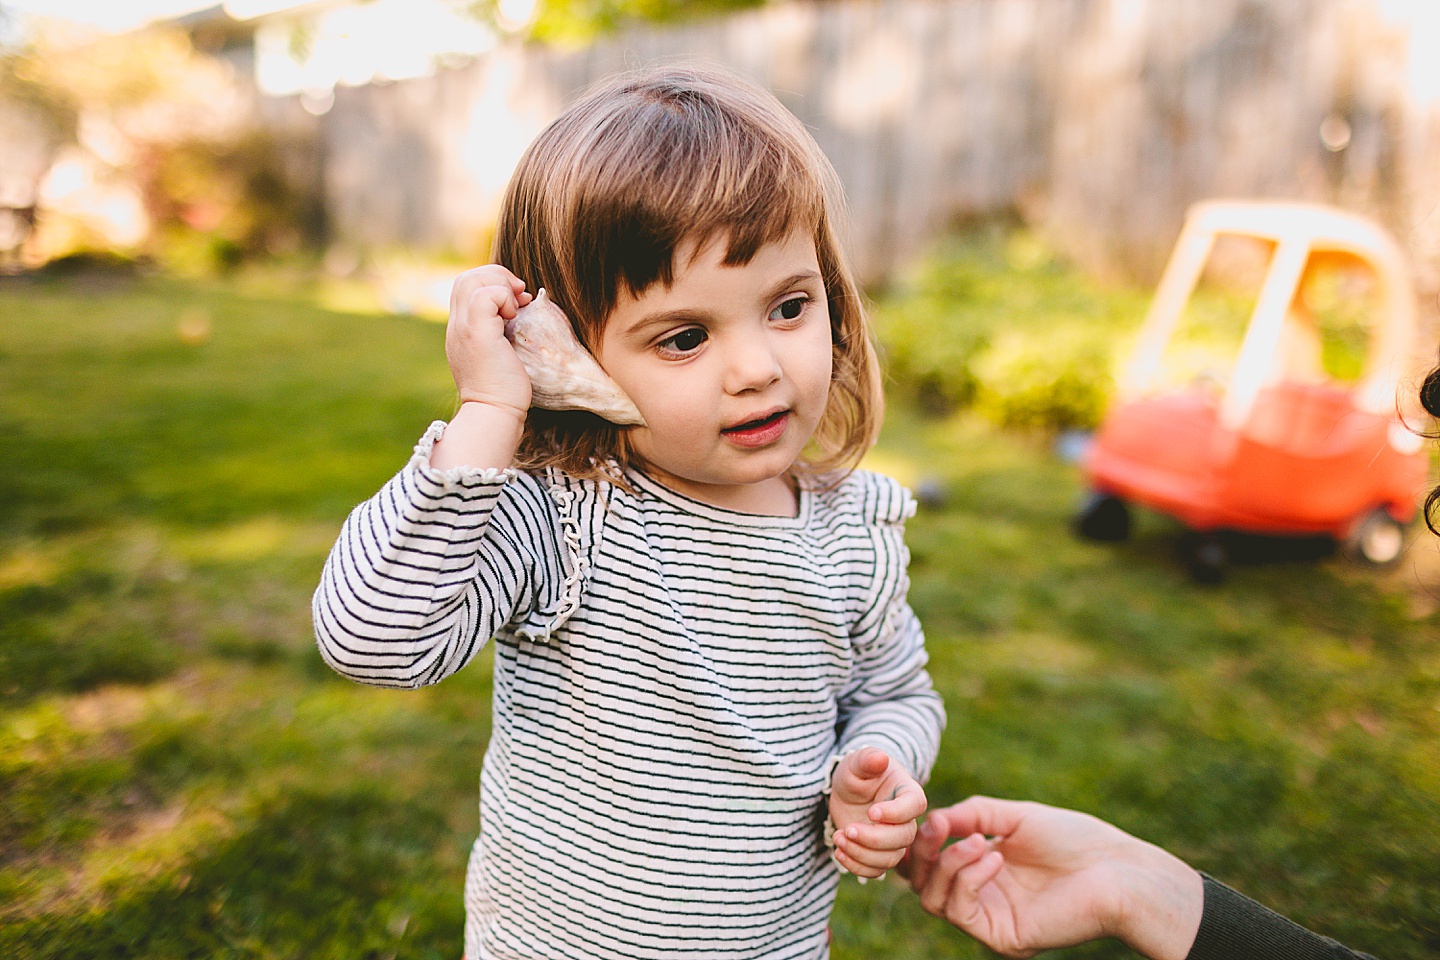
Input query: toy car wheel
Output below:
<box><xmin>1344</xmin><ymin>509</ymin><xmax>1406</xmax><ymax>567</ymax></box>
<box><xmin>1184</xmin><ymin>534</ymin><xmax>1228</xmax><ymax>584</ymax></box>
<box><xmin>1073</xmin><ymin>493</ymin><xmax>1131</xmax><ymax>542</ymax></box>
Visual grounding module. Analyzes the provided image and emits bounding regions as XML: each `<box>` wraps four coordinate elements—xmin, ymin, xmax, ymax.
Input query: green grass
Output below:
<box><xmin>2</xmin><ymin>267</ymin><xmax>1438</xmax><ymax>958</ymax></box>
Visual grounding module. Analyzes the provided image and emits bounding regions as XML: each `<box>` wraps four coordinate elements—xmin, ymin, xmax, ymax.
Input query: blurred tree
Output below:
<box><xmin>0</xmin><ymin>25</ymin><xmax>77</xmax><ymax>263</ymax></box>
<box><xmin>1</xmin><ymin>21</ymin><xmax>318</xmax><ymax>271</ymax></box>
<box><xmin>463</xmin><ymin>0</ymin><xmax>764</xmax><ymax>44</ymax></box>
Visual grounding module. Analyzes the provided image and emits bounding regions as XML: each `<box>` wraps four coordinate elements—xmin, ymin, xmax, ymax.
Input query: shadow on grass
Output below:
<box><xmin>1</xmin><ymin>787</ymin><xmax>464</xmax><ymax>960</ymax></box>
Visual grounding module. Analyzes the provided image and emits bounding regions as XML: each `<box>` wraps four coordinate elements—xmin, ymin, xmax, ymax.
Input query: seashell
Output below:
<box><xmin>504</xmin><ymin>288</ymin><xmax>645</xmax><ymax>426</ymax></box>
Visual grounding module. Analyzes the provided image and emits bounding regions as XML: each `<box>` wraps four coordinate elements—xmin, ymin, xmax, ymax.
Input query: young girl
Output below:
<box><xmin>314</xmin><ymin>65</ymin><xmax>944</xmax><ymax>960</ymax></box>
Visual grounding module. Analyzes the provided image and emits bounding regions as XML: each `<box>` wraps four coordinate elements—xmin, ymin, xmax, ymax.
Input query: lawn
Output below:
<box><xmin>2</xmin><ymin>264</ymin><xmax>1438</xmax><ymax>959</ymax></box>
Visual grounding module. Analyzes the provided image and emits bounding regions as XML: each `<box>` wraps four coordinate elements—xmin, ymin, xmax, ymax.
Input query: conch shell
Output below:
<box><xmin>503</xmin><ymin>288</ymin><xmax>645</xmax><ymax>426</ymax></box>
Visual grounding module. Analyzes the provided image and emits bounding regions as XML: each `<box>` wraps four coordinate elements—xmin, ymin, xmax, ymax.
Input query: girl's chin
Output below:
<box><xmin>643</xmin><ymin>461</ymin><xmax>796</xmax><ymax>508</ymax></box>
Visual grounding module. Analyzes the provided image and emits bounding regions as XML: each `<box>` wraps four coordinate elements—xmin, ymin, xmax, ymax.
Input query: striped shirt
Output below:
<box><xmin>313</xmin><ymin>421</ymin><xmax>945</xmax><ymax>960</ymax></box>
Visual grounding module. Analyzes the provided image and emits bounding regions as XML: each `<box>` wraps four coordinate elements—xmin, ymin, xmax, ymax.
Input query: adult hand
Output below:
<box><xmin>904</xmin><ymin>796</ymin><xmax>1203</xmax><ymax>960</ymax></box>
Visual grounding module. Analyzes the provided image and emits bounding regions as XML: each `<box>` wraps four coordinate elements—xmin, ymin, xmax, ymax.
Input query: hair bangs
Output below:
<box><xmin>565</xmin><ymin>81</ymin><xmax>827</xmax><ymax>328</ymax></box>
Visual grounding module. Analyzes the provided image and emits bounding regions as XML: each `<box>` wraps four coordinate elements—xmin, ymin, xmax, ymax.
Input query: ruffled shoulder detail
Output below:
<box><xmin>508</xmin><ymin>466</ymin><xmax>610</xmax><ymax>643</ymax></box>
<box><xmin>813</xmin><ymin>469</ymin><xmax>917</xmax><ymax>528</ymax></box>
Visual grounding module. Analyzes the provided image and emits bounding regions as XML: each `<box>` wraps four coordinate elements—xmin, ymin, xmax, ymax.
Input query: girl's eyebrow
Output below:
<box><xmin>765</xmin><ymin>270</ymin><xmax>823</xmax><ymax>299</ymax></box>
<box><xmin>620</xmin><ymin>270</ymin><xmax>823</xmax><ymax>337</ymax></box>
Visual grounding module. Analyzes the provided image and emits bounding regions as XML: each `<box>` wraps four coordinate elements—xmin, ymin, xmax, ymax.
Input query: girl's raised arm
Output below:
<box><xmin>312</xmin><ymin>427</ymin><xmax>567</xmax><ymax>689</ymax></box>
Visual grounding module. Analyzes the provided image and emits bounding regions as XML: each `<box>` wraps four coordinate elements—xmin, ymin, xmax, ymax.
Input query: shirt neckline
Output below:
<box><xmin>626</xmin><ymin>468</ymin><xmax>813</xmax><ymax>529</ymax></box>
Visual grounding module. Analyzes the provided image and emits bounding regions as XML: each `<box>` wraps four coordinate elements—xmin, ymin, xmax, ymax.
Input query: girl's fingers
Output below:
<box><xmin>832</xmin><ymin>831</ymin><xmax>905</xmax><ymax>870</ymax></box>
<box><xmin>451</xmin><ymin>266</ymin><xmax>531</xmax><ymax>313</ymax></box>
<box><xmin>460</xmin><ymin>284</ymin><xmax>521</xmax><ymax>325</ymax></box>
<box><xmin>869</xmin><ymin>782</ymin><xmax>927</xmax><ymax>824</ymax></box>
<box><xmin>842</xmin><ymin>819</ymin><xmax>916</xmax><ymax>852</ymax></box>
<box><xmin>832</xmin><ymin>748</ymin><xmax>889</xmax><ymax>802</ymax></box>
<box><xmin>831</xmin><ymin>841</ymin><xmax>890</xmax><ymax>878</ymax></box>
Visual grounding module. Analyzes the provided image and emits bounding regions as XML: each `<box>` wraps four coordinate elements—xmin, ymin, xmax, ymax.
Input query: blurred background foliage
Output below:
<box><xmin>0</xmin><ymin>21</ymin><xmax>318</xmax><ymax>274</ymax></box>
<box><xmin>873</xmin><ymin>226</ymin><xmax>1147</xmax><ymax>432</ymax></box>
<box><xmin>464</xmin><ymin>0</ymin><xmax>764</xmax><ymax>44</ymax></box>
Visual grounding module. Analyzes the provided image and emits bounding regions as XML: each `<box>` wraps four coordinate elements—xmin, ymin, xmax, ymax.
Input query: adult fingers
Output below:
<box><xmin>936</xmin><ymin>796</ymin><xmax>1031</xmax><ymax>843</ymax></box>
<box><xmin>922</xmin><ymin>838</ymin><xmax>1005</xmax><ymax>924</ymax></box>
<box><xmin>904</xmin><ymin>811</ymin><xmax>952</xmax><ymax>890</ymax></box>
<box><xmin>942</xmin><ymin>850</ymin><xmax>1007</xmax><ymax>934</ymax></box>
<box><xmin>917</xmin><ymin>831</ymin><xmax>987</xmax><ymax>916</ymax></box>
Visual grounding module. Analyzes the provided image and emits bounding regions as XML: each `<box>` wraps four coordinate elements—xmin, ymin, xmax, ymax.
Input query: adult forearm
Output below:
<box><xmin>1113</xmin><ymin>838</ymin><xmax>1205</xmax><ymax>960</ymax></box>
<box><xmin>1186</xmin><ymin>876</ymin><xmax>1379</xmax><ymax>960</ymax></box>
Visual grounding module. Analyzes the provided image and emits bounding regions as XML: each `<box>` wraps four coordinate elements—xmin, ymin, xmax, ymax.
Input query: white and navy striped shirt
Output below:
<box><xmin>314</xmin><ymin>422</ymin><xmax>944</xmax><ymax>960</ymax></box>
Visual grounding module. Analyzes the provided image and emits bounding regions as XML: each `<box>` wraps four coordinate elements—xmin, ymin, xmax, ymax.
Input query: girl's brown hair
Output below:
<box><xmin>492</xmin><ymin>63</ymin><xmax>882</xmax><ymax>486</ymax></box>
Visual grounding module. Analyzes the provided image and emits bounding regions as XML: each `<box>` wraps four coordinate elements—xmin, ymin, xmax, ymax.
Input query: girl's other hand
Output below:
<box><xmin>828</xmin><ymin>747</ymin><xmax>927</xmax><ymax>878</ymax></box>
<box><xmin>446</xmin><ymin>265</ymin><xmax>534</xmax><ymax>418</ymax></box>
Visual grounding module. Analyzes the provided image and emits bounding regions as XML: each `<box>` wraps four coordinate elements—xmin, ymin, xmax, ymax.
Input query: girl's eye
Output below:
<box><xmin>770</xmin><ymin>295</ymin><xmax>812</xmax><ymax>322</ymax></box>
<box><xmin>658</xmin><ymin>327</ymin><xmax>708</xmax><ymax>354</ymax></box>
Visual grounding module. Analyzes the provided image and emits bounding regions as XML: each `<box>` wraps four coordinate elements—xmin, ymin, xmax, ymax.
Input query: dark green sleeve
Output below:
<box><xmin>1185</xmin><ymin>875</ymin><xmax>1378</xmax><ymax>960</ymax></box>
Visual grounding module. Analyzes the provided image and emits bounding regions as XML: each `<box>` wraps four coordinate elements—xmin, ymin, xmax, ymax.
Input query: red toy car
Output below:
<box><xmin>1076</xmin><ymin>201</ymin><xmax>1431</xmax><ymax>580</ymax></box>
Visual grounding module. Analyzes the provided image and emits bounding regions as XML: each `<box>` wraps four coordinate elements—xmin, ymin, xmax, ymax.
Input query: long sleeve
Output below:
<box><xmin>833</xmin><ymin>482</ymin><xmax>945</xmax><ymax>783</ymax></box>
<box><xmin>312</xmin><ymin>422</ymin><xmax>567</xmax><ymax>689</ymax></box>
<box><xmin>1186</xmin><ymin>875</ymin><xmax>1378</xmax><ymax>960</ymax></box>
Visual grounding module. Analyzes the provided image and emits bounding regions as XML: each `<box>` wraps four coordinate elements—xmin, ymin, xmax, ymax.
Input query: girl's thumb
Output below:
<box><xmin>845</xmin><ymin>747</ymin><xmax>890</xmax><ymax>783</ymax></box>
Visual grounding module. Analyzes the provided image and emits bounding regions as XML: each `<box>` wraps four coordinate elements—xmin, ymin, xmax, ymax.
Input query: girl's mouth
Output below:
<box><xmin>722</xmin><ymin>410</ymin><xmax>789</xmax><ymax>447</ymax></box>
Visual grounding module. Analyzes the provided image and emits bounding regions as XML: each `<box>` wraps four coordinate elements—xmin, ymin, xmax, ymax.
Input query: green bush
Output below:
<box><xmin>873</xmin><ymin>227</ymin><xmax>1147</xmax><ymax>432</ymax></box>
<box><xmin>973</xmin><ymin>329</ymin><xmax>1114</xmax><ymax>431</ymax></box>
<box><xmin>144</xmin><ymin>130</ymin><xmax>320</xmax><ymax>275</ymax></box>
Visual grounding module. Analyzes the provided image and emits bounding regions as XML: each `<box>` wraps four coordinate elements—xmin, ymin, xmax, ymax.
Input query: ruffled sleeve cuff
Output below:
<box><xmin>408</xmin><ymin>420</ymin><xmax>518</xmax><ymax>489</ymax></box>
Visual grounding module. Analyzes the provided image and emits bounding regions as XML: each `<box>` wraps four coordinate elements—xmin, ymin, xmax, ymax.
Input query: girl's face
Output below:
<box><xmin>596</xmin><ymin>230</ymin><xmax>834</xmax><ymax>515</ymax></box>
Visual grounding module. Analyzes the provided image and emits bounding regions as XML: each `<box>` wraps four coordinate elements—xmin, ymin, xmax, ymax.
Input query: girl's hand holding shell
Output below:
<box><xmin>432</xmin><ymin>265</ymin><xmax>534</xmax><ymax>471</ymax></box>
<box><xmin>445</xmin><ymin>265</ymin><xmax>534</xmax><ymax>421</ymax></box>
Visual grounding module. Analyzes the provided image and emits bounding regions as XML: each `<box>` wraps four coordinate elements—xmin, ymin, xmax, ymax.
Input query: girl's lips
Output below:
<box><xmin>722</xmin><ymin>410</ymin><xmax>790</xmax><ymax>448</ymax></box>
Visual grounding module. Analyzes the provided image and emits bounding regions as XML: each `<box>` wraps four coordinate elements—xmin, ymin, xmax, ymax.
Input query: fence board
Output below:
<box><xmin>309</xmin><ymin>0</ymin><xmax>1440</xmax><ymax>289</ymax></box>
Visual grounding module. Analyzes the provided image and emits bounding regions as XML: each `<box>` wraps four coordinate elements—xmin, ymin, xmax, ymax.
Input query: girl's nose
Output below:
<box><xmin>723</xmin><ymin>336</ymin><xmax>783</xmax><ymax>394</ymax></box>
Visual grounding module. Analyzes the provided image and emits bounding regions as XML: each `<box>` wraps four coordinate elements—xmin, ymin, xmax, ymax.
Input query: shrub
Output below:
<box><xmin>873</xmin><ymin>227</ymin><xmax>1147</xmax><ymax>432</ymax></box>
<box><xmin>142</xmin><ymin>129</ymin><xmax>320</xmax><ymax>274</ymax></box>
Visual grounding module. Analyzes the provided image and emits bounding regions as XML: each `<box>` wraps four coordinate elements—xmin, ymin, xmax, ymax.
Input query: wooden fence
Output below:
<box><xmin>306</xmin><ymin>0</ymin><xmax>1440</xmax><ymax>288</ymax></box>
